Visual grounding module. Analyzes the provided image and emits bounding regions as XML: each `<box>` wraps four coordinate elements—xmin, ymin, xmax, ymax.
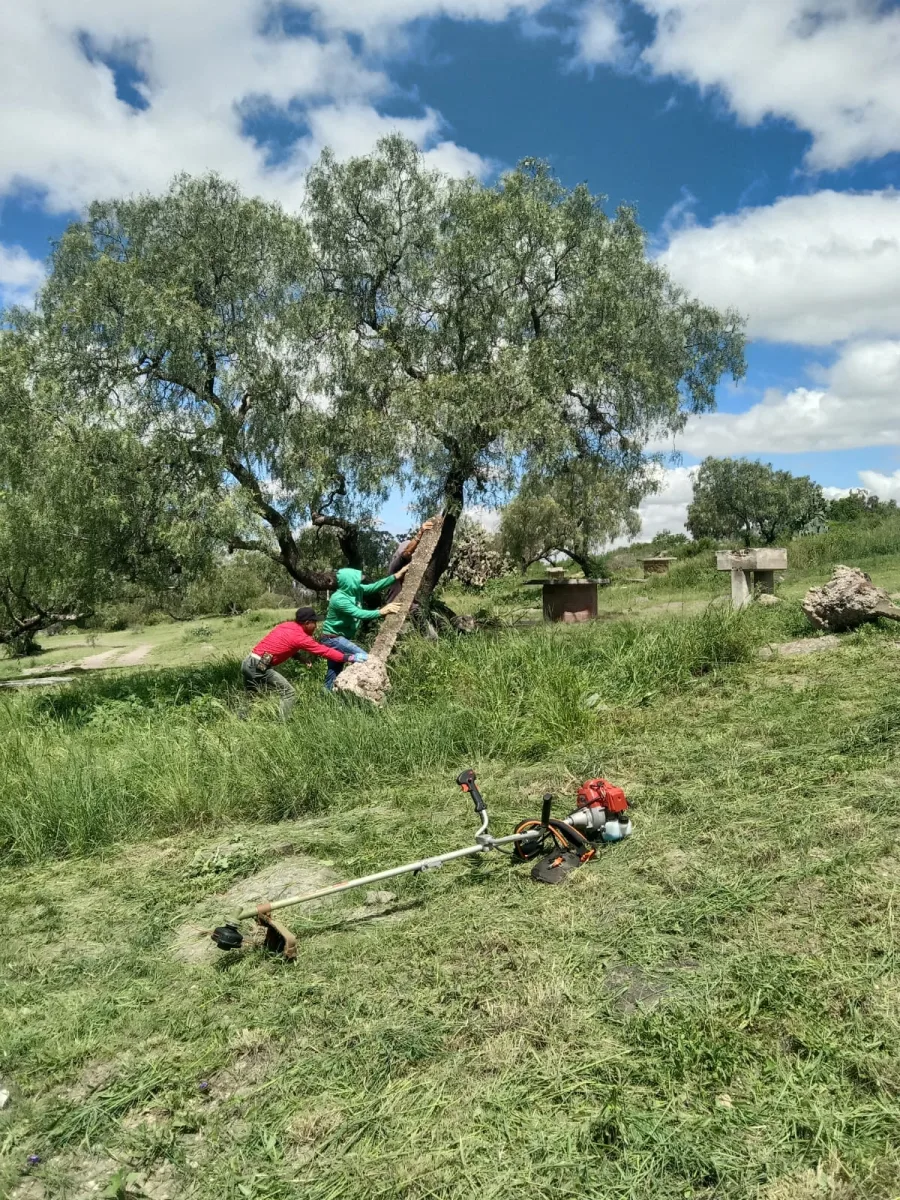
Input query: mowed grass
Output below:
<box><xmin>1</xmin><ymin>604</ymin><xmax>900</xmax><ymax>1197</ymax></box>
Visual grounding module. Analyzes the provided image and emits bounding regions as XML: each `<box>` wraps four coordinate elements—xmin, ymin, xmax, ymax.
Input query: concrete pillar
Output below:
<box><xmin>754</xmin><ymin>570</ymin><xmax>776</xmax><ymax>595</ymax></box>
<box><xmin>731</xmin><ymin>568</ymin><xmax>752</xmax><ymax>610</ymax></box>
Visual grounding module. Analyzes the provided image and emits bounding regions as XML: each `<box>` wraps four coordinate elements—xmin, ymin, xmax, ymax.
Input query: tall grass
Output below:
<box><xmin>788</xmin><ymin>515</ymin><xmax>900</xmax><ymax>571</ymax></box>
<box><xmin>0</xmin><ymin>607</ymin><xmax>778</xmax><ymax>864</ymax></box>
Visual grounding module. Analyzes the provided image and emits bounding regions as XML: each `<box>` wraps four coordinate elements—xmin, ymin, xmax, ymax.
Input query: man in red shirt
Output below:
<box><xmin>240</xmin><ymin>606</ymin><xmax>357</xmax><ymax>719</ymax></box>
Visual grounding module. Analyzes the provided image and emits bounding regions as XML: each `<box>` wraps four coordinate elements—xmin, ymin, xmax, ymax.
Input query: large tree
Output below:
<box><xmin>686</xmin><ymin>457</ymin><xmax>825</xmax><ymax>546</ymax></box>
<box><xmin>500</xmin><ymin>465</ymin><xmax>643</xmax><ymax>576</ymax></box>
<box><xmin>307</xmin><ymin>136</ymin><xmax>746</xmax><ymax>594</ymax></box>
<box><xmin>33</xmin><ymin>174</ymin><xmax>395</xmax><ymax>591</ymax></box>
<box><xmin>0</xmin><ymin>331</ymin><xmax>218</xmax><ymax>653</ymax></box>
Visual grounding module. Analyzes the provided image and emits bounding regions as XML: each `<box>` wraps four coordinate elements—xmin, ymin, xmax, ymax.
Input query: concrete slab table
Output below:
<box><xmin>716</xmin><ymin>548</ymin><xmax>788</xmax><ymax>609</ymax></box>
<box><xmin>641</xmin><ymin>555</ymin><xmax>676</xmax><ymax>577</ymax></box>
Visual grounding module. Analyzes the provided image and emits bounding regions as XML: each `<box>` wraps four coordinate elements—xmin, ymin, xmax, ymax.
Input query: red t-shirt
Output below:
<box><xmin>252</xmin><ymin>622</ymin><xmax>347</xmax><ymax>666</ymax></box>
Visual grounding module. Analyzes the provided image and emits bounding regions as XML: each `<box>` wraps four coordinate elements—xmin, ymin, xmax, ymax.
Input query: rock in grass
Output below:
<box><xmin>803</xmin><ymin>565</ymin><xmax>900</xmax><ymax>633</ymax></box>
<box><xmin>0</xmin><ymin>1085</ymin><xmax>9</xmax><ymax>1108</ymax></box>
<box><xmin>757</xmin><ymin>593</ymin><xmax>781</xmax><ymax>607</ymax></box>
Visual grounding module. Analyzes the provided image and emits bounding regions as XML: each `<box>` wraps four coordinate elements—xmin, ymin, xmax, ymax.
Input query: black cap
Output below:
<box><xmin>295</xmin><ymin>606</ymin><xmax>319</xmax><ymax>623</ymax></box>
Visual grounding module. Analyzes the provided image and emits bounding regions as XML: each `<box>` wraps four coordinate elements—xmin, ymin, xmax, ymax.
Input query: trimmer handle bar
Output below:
<box><xmin>456</xmin><ymin>768</ymin><xmax>486</xmax><ymax>814</ymax></box>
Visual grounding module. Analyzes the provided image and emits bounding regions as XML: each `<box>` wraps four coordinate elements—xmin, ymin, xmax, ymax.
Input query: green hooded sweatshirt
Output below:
<box><xmin>322</xmin><ymin>567</ymin><xmax>397</xmax><ymax>640</ymax></box>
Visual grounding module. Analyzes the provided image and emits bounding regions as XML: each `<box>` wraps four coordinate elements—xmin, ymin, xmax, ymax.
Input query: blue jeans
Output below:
<box><xmin>320</xmin><ymin>636</ymin><xmax>368</xmax><ymax>692</ymax></box>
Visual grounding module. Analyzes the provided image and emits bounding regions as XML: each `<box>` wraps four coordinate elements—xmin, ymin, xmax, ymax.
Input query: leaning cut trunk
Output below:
<box><xmin>334</xmin><ymin>517</ymin><xmax>445</xmax><ymax>705</ymax></box>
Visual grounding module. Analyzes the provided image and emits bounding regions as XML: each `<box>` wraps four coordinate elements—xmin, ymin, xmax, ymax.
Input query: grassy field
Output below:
<box><xmin>2</xmin><ymin>559</ymin><xmax>900</xmax><ymax>1198</ymax></box>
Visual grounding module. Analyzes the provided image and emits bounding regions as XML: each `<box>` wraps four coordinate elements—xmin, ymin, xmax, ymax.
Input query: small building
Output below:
<box><xmin>525</xmin><ymin>576</ymin><xmax>604</xmax><ymax>623</ymax></box>
<box><xmin>641</xmin><ymin>554</ymin><xmax>676</xmax><ymax>578</ymax></box>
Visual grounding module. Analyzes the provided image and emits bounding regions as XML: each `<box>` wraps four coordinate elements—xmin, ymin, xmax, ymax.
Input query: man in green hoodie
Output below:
<box><xmin>319</xmin><ymin>565</ymin><xmax>407</xmax><ymax>691</ymax></box>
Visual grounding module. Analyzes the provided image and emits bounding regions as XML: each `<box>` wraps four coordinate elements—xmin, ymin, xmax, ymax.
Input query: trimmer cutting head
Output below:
<box><xmin>211</xmin><ymin>923</ymin><xmax>243</xmax><ymax>951</ymax></box>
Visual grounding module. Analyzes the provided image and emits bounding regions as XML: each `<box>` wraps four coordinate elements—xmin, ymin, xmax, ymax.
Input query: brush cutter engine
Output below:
<box><xmin>512</xmin><ymin>777</ymin><xmax>633</xmax><ymax>883</ymax></box>
<box><xmin>569</xmin><ymin>778</ymin><xmax>631</xmax><ymax>842</ymax></box>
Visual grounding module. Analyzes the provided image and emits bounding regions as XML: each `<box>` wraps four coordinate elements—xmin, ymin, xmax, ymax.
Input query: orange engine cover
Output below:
<box><xmin>576</xmin><ymin>778</ymin><xmax>628</xmax><ymax>814</ymax></box>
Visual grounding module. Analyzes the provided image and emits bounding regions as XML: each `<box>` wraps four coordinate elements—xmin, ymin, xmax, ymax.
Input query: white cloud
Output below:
<box><xmin>673</xmin><ymin>339</ymin><xmax>900</xmax><ymax>456</ymax></box>
<box><xmin>620</xmin><ymin>465</ymin><xmax>697</xmax><ymax>542</ymax></box>
<box><xmin>635</xmin><ymin>0</ymin><xmax>900</xmax><ymax>170</ymax></box>
<box><xmin>857</xmin><ymin>470</ymin><xmax>900</xmax><ymax>503</ymax></box>
<box><xmin>464</xmin><ymin>504</ymin><xmax>502</xmax><ymax>532</ymax></box>
<box><xmin>297</xmin><ymin>105</ymin><xmax>493</xmax><ymax>180</ymax></box>
<box><xmin>0</xmin><ymin>1</ymin><xmax>493</xmax><ymax>216</ymax></box>
<box><xmin>0</xmin><ymin>244</ymin><xmax>45</xmax><ymax>306</ymax></box>
<box><xmin>659</xmin><ymin>189</ymin><xmax>900</xmax><ymax>346</ymax></box>
<box><xmin>576</xmin><ymin>2</ymin><xmax>628</xmax><ymax>65</ymax></box>
<box><xmin>306</xmin><ymin>0</ymin><xmax>548</xmax><ymax>43</ymax></box>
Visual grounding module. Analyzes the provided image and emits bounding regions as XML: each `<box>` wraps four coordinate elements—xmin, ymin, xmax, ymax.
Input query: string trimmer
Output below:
<box><xmin>209</xmin><ymin>770</ymin><xmax>632</xmax><ymax>960</ymax></box>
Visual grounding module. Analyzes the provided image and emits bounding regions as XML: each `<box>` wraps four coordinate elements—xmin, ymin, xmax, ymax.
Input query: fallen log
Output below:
<box><xmin>803</xmin><ymin>564</ymin><xmax>900</xmax><ymax>633</ymax></box>
<box><xmin>334</xmin><ymin>516</ymin><xmax>445</xmax><ymax>705</ymax></box>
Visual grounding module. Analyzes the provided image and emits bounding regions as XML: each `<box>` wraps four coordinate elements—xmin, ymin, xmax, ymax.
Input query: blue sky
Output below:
<box><xmin>2</xmin><ymin>0</ymin><xmax>900</xmax><ymax>539</ymax></box>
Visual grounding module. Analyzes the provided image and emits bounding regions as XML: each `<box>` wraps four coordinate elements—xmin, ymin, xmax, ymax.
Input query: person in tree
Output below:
<box><xmin>384</xmin><ymin>518</ymin><xmax>437</xmax><ymax>605</ymax></box>
<box><xmin>319</xmin><ymin>567</ymin><xmax>407</xmax><ymax>691</ymax></box>
<box><xmin>241</xmin><ymin>606</ymin><xmax>357</xmax><ymax>719</ymax></box>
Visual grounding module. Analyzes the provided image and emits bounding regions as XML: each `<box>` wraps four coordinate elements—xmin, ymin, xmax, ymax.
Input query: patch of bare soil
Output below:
<box><xmin>603</xmin><ymin>959</ymin><xmax>701</xmax><ymax>1015</ymax></box>
<box><xmin>173</xmin><ymin>854</ymin><xmax>340</xmax><ymax>964</ymax></box>
<box><xmin>10</xmin><ymin>1155</ymin><xmax>180</xmax><ymax>1200</ymax></box>
<box><xmin>758</xmin><ymin>635</ymin><xmax>841</xmax><ymax>660</ymax></box>
<box><xmin>75</xmin><ymin>649</ymin><xmax>123</xmax><ymax>670</ymax></box>
<box><xmin>116</xmin><ymin>644</ymin><xmax>153</xmax><ymax>667</ymax></box>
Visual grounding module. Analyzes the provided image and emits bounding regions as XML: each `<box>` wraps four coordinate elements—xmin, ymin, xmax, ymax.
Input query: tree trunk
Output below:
<box><xmin>0</xmin><ymin>611</ymin><xmax>85</xmax><ymax>657</ymax></box>
<box><xmin>418</xmin><ymin>475</ymin><xmax>465</xmax><ymax>600</ymax></box>
<box><xmin>559</xmin><ymin>547</ymin><xmax>594</xmax><ymax>577</ymax></box>
<box><xmin>310</xmin><ymin>514</ymin><xmax>362</xmax><ymax>570</ymax></box>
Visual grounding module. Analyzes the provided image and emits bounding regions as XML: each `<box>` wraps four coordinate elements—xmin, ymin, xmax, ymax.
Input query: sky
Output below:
<box><xmin>2</xmin><ymin>0</ymin><xmax>900</xmax><ymax>541</ymax></box>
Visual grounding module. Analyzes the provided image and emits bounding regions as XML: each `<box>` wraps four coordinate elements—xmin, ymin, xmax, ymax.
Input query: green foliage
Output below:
<box><xmin>6</xmin><ymin>144</ymin><xmax>746</xmax><ymax>608</ymax></box>
<box><xmin>31</xmin><ymin>174</ymin><xmax>394</xmax><ymax>591</ymax></box>
<box><xmin>182</xmin><ymin>553</ymin><xmax>295</xmax><ymax>618</ymax></box>
<box><xmin>0</xmin><ymin>330</ymin><xmax>217</xmax><ymax>654</ymax></box>
<box><xmin>446</xmin><ymin>517</ymin><xmax>513</xmax><ymax>588</ymax></box>
<box><xmin>308</xmin><ymin>136</ymin><xmax>745</xmax><ymax>580</ymax></box>
<box><xmin>295</xmin><ymin>523</ymin><xmax>396</xmax><ymax>580</ymax></box>
<box><xmin>500</xmin><ymin>465</ymin><xmax>642</xmax><ymax>575</ymax></box>
<box><xmin>827</xmin><ymin>488</ymin><xmax>898</xmax><ymax>524</ymax></box>
<box><xmin>787</xmin><ymin>512</ymin><xmax>900</xmax><ymax>571</ymax></box>
<box><xmin>687</xmin><ymin>457</ymin><xmax>825</xmax><ymax>546</ymax></box>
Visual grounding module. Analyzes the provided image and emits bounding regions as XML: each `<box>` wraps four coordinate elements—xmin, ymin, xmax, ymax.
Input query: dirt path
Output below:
<box><xmin>19</xmin><ymin>644</ymin><xmax>153</xmax><ymax>678</ymax></box>
<box><xmin>76</xmin><ymin>649</ymin><xmax>122</xmax><ymax>670</ymax></box>
<box><xmin>116</xmin><ymin>643</ymin><xmax>153</xmax><ymax>667</ymax></box>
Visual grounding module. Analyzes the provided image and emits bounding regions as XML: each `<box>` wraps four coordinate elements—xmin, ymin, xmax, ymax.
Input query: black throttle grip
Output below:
<box><xmin>456</xmin><ymin>769</ymin><xmax>486</xmax><ymax>813</ymax></box>
<box><xmin>540</xmin><ymin>792</ymin><xmax>553</xmax><ymax>828</ymax></box>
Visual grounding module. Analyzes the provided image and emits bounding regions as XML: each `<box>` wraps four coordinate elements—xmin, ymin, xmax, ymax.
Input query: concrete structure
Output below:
<box><xmin>524</xmin><ymin>578</ymin><xmax>602</xmax><ymax>623</ymax></box>
<box><xmin>641</xmin><ymin>554</ymin><xmax>676</xmax><ymax>577</ymax></box>
<box><xmin>716</xmin><ymin>548</ymin><xmax>788</xmax><ymax>610</ymax></box>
